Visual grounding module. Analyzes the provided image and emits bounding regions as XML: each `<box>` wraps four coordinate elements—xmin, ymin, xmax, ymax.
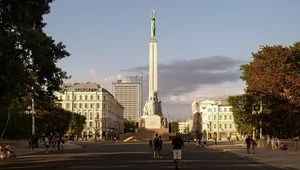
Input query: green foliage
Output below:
<box><xmin>68</xmin><ymin>113</ymin><xmax>86</xmax><ymax>137</ymax></box>
<box><xmin>0</xmin><ymin>0</ymin><xmax>71</xmax><ymax>139</ymax></box>
<box><xmin>170</xmin><ymin>121</ymin><xmax>179</xmax><ymax>133</ymax></box>
<box><xmin>240</xmin><ymin>42</ymin><xmax>300</xmax><ymax>138</ymax></box>
<box><xmin>124</xmin><ymin>119</ymin><xmax>136</xmax><ymax>132</ymax></box>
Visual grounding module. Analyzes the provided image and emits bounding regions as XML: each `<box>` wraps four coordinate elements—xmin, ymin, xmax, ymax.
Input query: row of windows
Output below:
<box><xmin>65</xmin><ymin>103</ymin><xmax>106</xmax><ymax>109</ymax></box>
<box><xmin>208</xmin><ymin>115</ymin><xmax>232</xmax><ymax>120</ymax></box>
<box><xmin>61</xmin><ymin>95</ymin><xmax>106</xmax><ymax>101</ymax></box>
<box><xmin>209</xmin><ymin>124</ymin><xmax>234</xmax><ymax>129</ymax></box>
<box><xmin>207</xmin><ymin>107</ymin><xmax>232</xmax><ymax>112</ymax></box>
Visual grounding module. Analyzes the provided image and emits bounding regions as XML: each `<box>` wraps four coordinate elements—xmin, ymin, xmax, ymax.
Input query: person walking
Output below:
<box><xmin>153</xmin><ymin>134</ymin><xmax>160</xmax><ymax>159</ymax></box>
<box><xmin>172</xmin><ymin>133</ymin><xmax>184</xmax><ymax>170</ymax></box>
<box><xmin>158</xmin><ymin>136</ymin><xmax>163</xmax><ymax>158</ymax></box>
<box><xmin>251</xmin><ymin>137</ymin><xmax>257</xmax><ymax>154</ymax></box>
<box><xmin>245</xmin><ymin>136</ymin><xmax>252</xmax><ymax>154</ymax></box>
<box><xmin>44</xmin><ymin>137</ymin><xmax>50</xmax><ymax>153</ymax></box>
<box><xmin>149</xmin><ymin>138</ymin><xmax>152</xmax><ymax>149</ymax></box>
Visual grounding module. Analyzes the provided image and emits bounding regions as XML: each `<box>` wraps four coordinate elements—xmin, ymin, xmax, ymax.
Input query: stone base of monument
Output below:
<box><xmin>136</xmin><ymin>127</ymin><xmax>169</xmax><ymax>141</ymax></box>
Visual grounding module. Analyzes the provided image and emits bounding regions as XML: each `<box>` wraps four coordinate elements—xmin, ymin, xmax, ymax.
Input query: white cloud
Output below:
<box><xmin>162</xmin><ymin>80</ymin><xmax>246</xmax><ymax>105</ymax></box>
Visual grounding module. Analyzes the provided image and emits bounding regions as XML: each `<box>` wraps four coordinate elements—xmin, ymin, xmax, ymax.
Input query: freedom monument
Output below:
<box><xmin>138</xmin><ymin>9</ymin><xmax>168</xmax><ymax>130</ymax></box>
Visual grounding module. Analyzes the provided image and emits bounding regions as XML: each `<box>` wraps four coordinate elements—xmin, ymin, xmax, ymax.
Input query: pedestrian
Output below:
<box><xmin>44</xmin><ymin>137</ymin><xmax>50</xmax><ymax>153</ymax></box>
<box><xmin>251</xmin><ymin>137</ymin><xmax>257</xmax><ymax>154</ymax></box>
<box><xmin>158</xmin><ymin>136</ymin><xmax>163</xmax><ymax>158</ymax></box>
<box><xmin>172</xmin><ymin>133</ymin><xmax>184</xmax><ymax>170</ymax></box>
<box><xmin>245</xmin><ymin>136</ymin><xmax>251</xmax><ymax>154</ymax></box>
<box><xmin>149</xmin><ymin>138</ymin><xmax>152</xmax><ymax>148</ymax></box>
<box><xmin>153</xmin><ymin>134</ymin><xmax>160</xmax><ymax>159</ymax></box>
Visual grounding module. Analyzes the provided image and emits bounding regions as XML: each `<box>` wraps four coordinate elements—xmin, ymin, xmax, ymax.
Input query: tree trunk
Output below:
<box><xmin>0</xmin><ymin>109</ymin><xmax>11</xmax><ymax>139</ymax></box>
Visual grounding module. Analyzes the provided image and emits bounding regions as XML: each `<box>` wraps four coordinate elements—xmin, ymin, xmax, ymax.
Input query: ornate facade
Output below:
<box><xmin>56</xmin><ymin>82</ymin><xmax>124</xmax><ymax>140</ymax></box>
<box><xmin>191</xmin><ymin>99</ymin><xmax>239</xmax><ymax>141</ymax></box>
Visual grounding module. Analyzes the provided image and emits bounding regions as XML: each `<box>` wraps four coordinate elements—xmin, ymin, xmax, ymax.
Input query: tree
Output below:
<box><xmin>170</xmin><ymin>121</ymin><xmax>179</xmax><ymax>133</ymax></box>
<box><xmin>227</xmin><ymin>94</ymin><xmax>254</xmax><ymax>136</ymax></box>
<box><xmin>124</xmin><ymin>119</ymin><xmax>136</xmax><ymax>133</ymax></box>
<box><xmin>0</xmin><ymin>0</ymin><xmax>70</xmax><ymax>138</ymax></box>
<box><xmin>240</xmin><ymin>42</ymin><xmax>300</xmax><ymax>138</ymax></box>
<box><xmin>68</xmin><ymin>113</ymin><xmax>86</xmax><ymax>140</ymax></box>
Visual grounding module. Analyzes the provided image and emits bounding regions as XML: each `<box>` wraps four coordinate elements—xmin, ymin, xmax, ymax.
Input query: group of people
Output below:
<box><xmin>29</xmin><ymin>136</ymin><xmax>65</xmax><ymax>153</ymax></box>
<box><xmin>149</xmin><ymin>133</ymin><xmax>185</xmax><ymax>170</ymax></box>
<box><xmin>44</xmin><ymin>136</ymin><xmax>65</xmax><ymax>153</ymax></box>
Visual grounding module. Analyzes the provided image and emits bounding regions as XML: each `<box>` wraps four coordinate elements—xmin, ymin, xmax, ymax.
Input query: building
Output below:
<box><xmin>112</xmin><ymin>75</ymin><xmax>143</xmax><ymax>122</ymax></box>
<box><xmin>191</xmin><ymin>99</ymin><xmax>239</xmax><ymax>141</ymax></box>
<box><xmin>178</xmin><ymin>121</ymin><xmax>189</xmax><ymax>134</ymax></box>
<box><xmin>56</xmin><ymin>82</ymin><xmax>124</xmax><ymax>140</ymax></box>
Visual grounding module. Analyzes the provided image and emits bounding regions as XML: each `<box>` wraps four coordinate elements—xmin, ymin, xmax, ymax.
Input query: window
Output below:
<box><xmin>219</xmin><ymin>115</ymin><xmax>222</xmax><ymax>120</ymax></box>
<box><xmin>229</xmin><ymin>124</ymin><xmax>232</xmax><ymax>129</ymax></box>
<box><xmin>85</xmin><ymin>103</ymin><xmax>88</xmax><ymax>108</ymax></box>
<box><xmin>91</xmin><ymin>95</ymin><xmax>93</xmax><ymax>100</ymax></box>
<box><xmin>79</xmin><ymin>103</ymin><xmax>82</xmax><ymax>108</ymax></box>
<box><xmin>73</xmin><ymin>103</ymin><xmax>77</xmax><ymax>108</ymax></box>
<box><xmin>74</xmin><ymin>95</ymin><xmax>77</xmax><ymax>100</ymax></box>
<box><xmin>66</xmin><ymin>103</ymin><xmax>70</xmax><ymax>108</ymax></box>
<box><xmin>229</xmin><ymin>115</ymin><xmax>232</xmax><ymax>120</ymax></box>
<box><xmin>90</xmin><ymin>103</ymin><xmax>93</xmax><ymax>108</ymax></box>
<box><xmin>208</xmin><ymin>108</ymin><xmax>212</xmax><ymax>112</ymax></box>
<box><xmin>60</xmin><ymin>95</ymin><xmax>62</xmax><ymax>100</ymax></box>
<box><xmin>224</xmin><ymin>115</ymin><xmax>227</xmax><ymax>120</ymax></box>
<box><xmin>219</xmin><ymin>124</ymin><xmax>222</xmax><ymax>128</ymax></box>
<box><xmin>90</xmin><ymin>112</ymin><xmax>93</xmax><ymax>120</ymax></box>
<box><xmin>103</xmin><ymin>103</ymin><xmax>106</xmax><ymax>109</ymax></box>
<box><xmin>213</xmin><ymin>124</ymin><xmax>216</xmax><ymax>129</ymax></box>
<box><xmin>214</xmin><ymin>115</ymin><xmax>216</xmax><ymax>120</ymax></box>
<box><xmin>96</xmin><ymin>103</ymin><xmax>100</xmax><ymax>108</ymax></box>
<box><xmin>229</xmin><ymin>108</ymin><xmax>232</xmax><ymax>111</ymax></box>
<box><xmin>79</xmin><ymin>95</ymin><xmax>82</xmax><ymax>100</ymax></box>
<box><xmin>85</xmin><ymin>95</ymin><xmax>88</xmax><ymax>100</ymax></box>
<box><xmin>103</xmin><ymin>95</ymin><xmax>106</xmax><ymax>100</ymax></box>
<box><xmin>224</xmin><ymin>108</ymin><xmax>227</xmax><ymax>112</ymax></box>
<box><xmin>97</xmin><ymin>95</ymin><xmax>100</xmax><ymax>100</ymax></box>
<box><xmin>89</xmin><ymin>122</ymin><xmax>92</xmax><ymax>127</ymax></box>
<box><xmin>213</xmin><ymin>108</ymin><xmax>216</xmax><ymax>112</ymax></box>
<box><xmin>67</xmin><ymin>95</ymin><xmax>70</xmax><ymax>100</ymax></box>
<box><xmin>224</xmin><ymin>124</ymin><xmax>227</xmax><ymax>129</ymax></box>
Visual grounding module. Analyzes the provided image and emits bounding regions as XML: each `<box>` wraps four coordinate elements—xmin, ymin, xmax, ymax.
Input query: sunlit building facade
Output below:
<box><xmin>112</xmin><ymin>75</ymin><xmax>143</xmax><ymax>122</ymax></box>
<box><xmin>56</xmin><ymin>82</ymin><xmax>124</xmax><ymax>140</ymax></box>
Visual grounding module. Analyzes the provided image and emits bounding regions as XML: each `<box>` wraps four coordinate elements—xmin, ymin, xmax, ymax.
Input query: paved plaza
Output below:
<box><xmin>0</xmin><ymin>141</ymin><xmax>293</xmax><ymax>170</ymax></box>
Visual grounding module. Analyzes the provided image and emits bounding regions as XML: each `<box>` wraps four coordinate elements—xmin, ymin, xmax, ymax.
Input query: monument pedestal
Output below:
<box><xmin>142</xmin><ymin>115</ymin><xmax>161</xmax><ymax>129</ymax></box>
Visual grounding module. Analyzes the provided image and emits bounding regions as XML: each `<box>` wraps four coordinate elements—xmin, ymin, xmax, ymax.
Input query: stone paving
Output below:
<box><xmin>207</xmin><ymin>142</ymin><xmax>300</xmax><ymax>170</ymax></box>
<box><xmin>0</xmin><ymin>141</ymin><xmax>290</xmax><ymax>170</ymax></box>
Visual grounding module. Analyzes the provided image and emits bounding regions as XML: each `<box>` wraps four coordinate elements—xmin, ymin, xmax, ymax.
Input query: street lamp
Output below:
<box><xmin>25</xmin><ymin>98</ymin><xmax>36</xmax><ymax>136</ymax></box>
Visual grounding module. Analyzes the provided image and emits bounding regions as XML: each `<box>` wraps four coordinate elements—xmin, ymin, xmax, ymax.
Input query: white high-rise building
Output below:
<box><xmin>191</xmin><ymin>99</ymin><xmax>239</xmax><ymax>141</ymax></box>
<box><xmin>112</xmin><ymin>75</ymin><xmax>143</xmax><ymax>122</ymax></box>
<box><xmin>56</xmin><ymin>82</ymin><xmax>124</xmax><ymax>140</ymax></box>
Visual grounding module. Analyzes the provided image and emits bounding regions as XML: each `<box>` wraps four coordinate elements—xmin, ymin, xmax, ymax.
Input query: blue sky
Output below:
<box><xmin>44</xmin><ymin>0</ymin><xmax>300</xmax><ymax>120</ymax></box>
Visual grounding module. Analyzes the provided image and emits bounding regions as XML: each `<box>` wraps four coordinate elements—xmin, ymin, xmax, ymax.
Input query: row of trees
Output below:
<box><xmin>228</xmin><ymin>42</ymin><xmax>300</xmax><ymax>139</ymax></box>
<box><xmin>0</xmin><ymin>0</ymin><xmax>85</xmax><ymax>139</ymax></box>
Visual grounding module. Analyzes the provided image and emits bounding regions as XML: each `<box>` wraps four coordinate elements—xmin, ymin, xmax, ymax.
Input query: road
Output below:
<box><xmin>0</xmin><ymin>142</ymin><xmax>285</xmax><ymax>170</ymax></box>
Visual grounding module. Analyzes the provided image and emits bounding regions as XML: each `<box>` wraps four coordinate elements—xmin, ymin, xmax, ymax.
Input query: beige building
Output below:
<box><xmin>191</xmin><ymin>99</ymin><xmax>239</xmax><ymax>141</ymax></box>
<box><xmin>112</xmin><ymin>75</ymin><xmax>143</xmax><ymax>122</ymax></box>
<box><xmin>56</xmin><ymin>82</ymin><xmax>124</xmax><ymax>140</ymax></box>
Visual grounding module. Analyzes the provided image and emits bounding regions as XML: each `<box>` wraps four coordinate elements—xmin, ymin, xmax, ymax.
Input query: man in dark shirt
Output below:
<box><xmin>245</xmin><ymin>136</ymin><xmax>252</xmax><ymax>154</ymax></box>
<box><xmin>172</xmin><ymin>133</ymin><xmax>184</xmax><ymax>170</ymax></box>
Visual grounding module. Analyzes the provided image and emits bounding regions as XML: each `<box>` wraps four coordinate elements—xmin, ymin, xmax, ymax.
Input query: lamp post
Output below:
<box><xmin>217</xmin><ymin>104</ymin><xmax>220</xmax><ymax>141</ymax></box>
<box><xmin>259</xmin><ymin>100</ymin><xmax>263</xmax><ymax>139</ymax></box>
<box><xmin>25</xmin><ymin>98</ymin><xmax>36</xmax><ymax>136</ymax></box>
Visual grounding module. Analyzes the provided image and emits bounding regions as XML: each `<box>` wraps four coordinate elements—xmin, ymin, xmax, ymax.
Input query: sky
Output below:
<box><xmin>44</xmin><ymin>0</ymin><xmax>300</xmax><ymax>120</ymax></box>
